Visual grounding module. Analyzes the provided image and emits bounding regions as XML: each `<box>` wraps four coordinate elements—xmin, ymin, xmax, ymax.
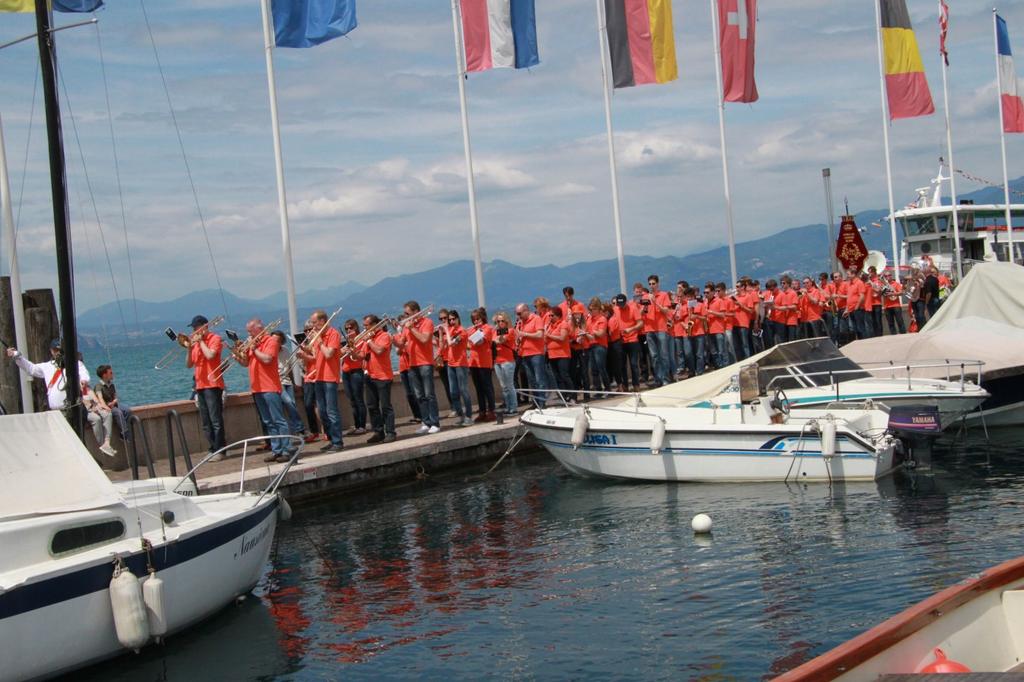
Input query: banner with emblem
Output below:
<box><xmin>835</xmin><ymin>215</ymin><xmax>869</xmax><ymax>272</ymax></box>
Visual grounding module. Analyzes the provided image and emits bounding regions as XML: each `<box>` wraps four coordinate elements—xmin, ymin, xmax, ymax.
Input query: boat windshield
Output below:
<box><xmin>902</xmin><ymin>208</ymin><xmax>1024</xmax><ymax>236</ymax></box>
<box><xmin>756</xmin><ymin>338</ymin><xmax>871</xmax><ymax>390</ymax></box>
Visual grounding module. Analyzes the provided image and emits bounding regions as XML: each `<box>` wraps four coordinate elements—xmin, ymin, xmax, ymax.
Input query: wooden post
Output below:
<box><xmin>0</xmin><ymin>276</ymin><xmax>20</xmax><ymax>413</ymax></box>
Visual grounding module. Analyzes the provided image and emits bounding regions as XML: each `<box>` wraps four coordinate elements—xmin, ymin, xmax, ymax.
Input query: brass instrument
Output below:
<box><xmin>390</xmin><ymin>304</ymin><xmax>434</xmax><ymax>331</ymax></box>
<box><xmin>154</xmin><ymin>315</ymin><xmax>224</xmax><ymax>370</ymax></box>
<box><xmin>208</xmin><ymin>318</ymin><xmax>282</xmax><ymax>383</ymax></box>
<box><xmin>280</xmin><ymin>306</ymin><xmax>343</xmax><ymax>377</ymax></box>
<box><xmin>339</xmin><ymin>316</ymin><xmax>394</xmax><ymax>360</ymax></box>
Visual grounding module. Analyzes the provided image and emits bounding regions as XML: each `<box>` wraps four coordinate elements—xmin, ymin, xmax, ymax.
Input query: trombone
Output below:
<box><xmin>280</xmin><ymin>306</ymin><xmax>343</xmax><ymax>377</ymax></box>
<box><xmin>388</xmin><ymin>304</ymin><xmax>434</xmax><ymax>332</ymax></box>
<box><xmin>339</xmin><ymin>316</ymin><xmax>395</xmax><ymax>360</ymax></box>
<box><xmin>154</xmin><ymin>315</ymin><xmax>224</xmax><ymax>370</ymax></box>
<box><xmin>208</xmin><ymin>318</ymin><xmax>282</xmax><ymax>383</ymax></box>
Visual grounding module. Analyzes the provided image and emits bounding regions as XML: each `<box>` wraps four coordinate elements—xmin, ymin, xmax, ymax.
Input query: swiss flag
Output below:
<box><xmin>719</xmin><ymin>0</ymin><xmax>758</xmax><ymax>103</ymax></box>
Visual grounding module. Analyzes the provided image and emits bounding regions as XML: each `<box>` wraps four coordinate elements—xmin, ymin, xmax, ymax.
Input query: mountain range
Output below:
<box><xmin>78</xmin><ymin>178</ymin><xmax>1022</xmax><ymax>341</ymax></box>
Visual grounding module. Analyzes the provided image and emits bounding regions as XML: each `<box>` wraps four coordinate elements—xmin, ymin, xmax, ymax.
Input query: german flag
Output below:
<box><xmin>880</xmin><ymin>0</ymin><xmax>934</xmax><ymax>119</ymax></box>
<box><xmin>604</xmin><ymin>0</ymin><xmax>678</xmax><ymax>89</ymax></box>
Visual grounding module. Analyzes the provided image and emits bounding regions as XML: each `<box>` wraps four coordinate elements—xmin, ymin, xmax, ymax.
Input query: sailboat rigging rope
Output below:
<box><xmin>94</xmin><ymin>22</ymin><xmax>141</xmax><ymax>335</ymax></box>
<box><xmin>11</xmin><ymin>55</ymin><xmax>39</xmax><ymax>253</ymax></box>
<box><xmin>56</xmin><ymin>59</ymin><xmax>130</xmax><ymax>339</ymax></box>
<box><xmin>138</xmin><ymin>0</ymin><xmax>231</xmax><ymax>322</ymax></box>
<box><xmin>71</xmin><ymin>180</ymin><xmax>113</xmax><ymax>364</ymax></box>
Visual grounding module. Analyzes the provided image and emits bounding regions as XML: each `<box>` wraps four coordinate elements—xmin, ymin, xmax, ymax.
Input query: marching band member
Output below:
<box><xmin>238</xmin><ymin>318</ymin><xmax>293</xmax><ymax>463</ymax></box>
<box><xmin>272</xmin><ymin>331</ymin><xmax>306</xmax><ymax>438</ymax></box>
<box><xmin>185</xmin><ymin>315</ymin><xmax>226</xmax><ymax>456</ymax></box>
<box><xmin>613</xmin><ymin>293</ymin><xmax>643</xmax><ymax>391</ymax></box>
<box><xmin>403</xmin><ymin>300</ymin><xmax>441</xmax><ymax>434</ymax></box>
<box><xmin>298</xmin><ymin>322</ymin><xmax>323</xmax><ymax>442</ymax></box>
<box><xmin>605</xmin><ymin>302</ymin><xmax>626</xmax><ymax>392</ymax></box>
<box><xmin>672</xmin><ymin>285</ymin><xmax>693</xmax><ymax>378</ymax></box>
<box><xmin>355</xmin><ymin>314</ymin><xmax>396</xmax><ymax>443</ymax></box>
<box><xmin>867</xmin><ymin>266</ymin><xmax>884</xmax><ymax>339</ymax></box>
<box><xmin>341</xmin><ymin>319</ymin><xmax>368</xmax><ymax>436</ymax></box>
<box><xmin>443</xmin><ymin>310</ymin><xmax>473</xmax><ymax>427</ymax></box>
<box><xmin>468</xmin><ymin>307</ymin><xmax>497</xmax><ymax>422</ymax></box>
<box><xmin>843</xmin><ymin>270</ymin><xmax>868</xmax><ymax>341</ymax></box>
<box><xmin>707</xmin><ymin>284</ymin><xmax>732</xmax><ymax>369</ymax></box>
<box><xmin>391</xmin><ymin>314</ymin><xmax>423</xmax><ymax>424</ymax></box>
<box><xmin>515</xmin><ymin>302</ymin><xmax>548</xmax><ymax>408</ymax></box>
<box><xmin>303</xmin><ymin>309</ymin><xmax>344</xmax><ymax>453</ymax></box>
<box><xmin>882</xmin><ymin>271</ymin><xmax>907</xmax><ymax>335</ymax></box>
<box><xmin>584</xmin><ymin>297</ymin><xmax>611</xmax><ymax>397</ymax></box>
<box><xmin>774</xmin><ymin>276</ymin><xmax>800</xmax><ymax>343</ymax></box>
<box><xmin>731</xmin><ymin>280</ymin><xmax>754</xmax><ymax>361</ymax></box>
<box><xmin>544</xmin><ymin>306</ymin><xmax>574</xmax><ymax>401</ymax></box>
<box><xmin>801</xmin><ymin>277</ymin><xmax>827</xmax><ymax>339</ymax></box>
<box><xmin>492</xmin><ymin>311</ymin><xmax>519</xmax><ymax>416</ymax></box>
<box><xmin>688</xmin><ymin>288</ymin><xmax>708</xmax><ymax>376</ymax></box>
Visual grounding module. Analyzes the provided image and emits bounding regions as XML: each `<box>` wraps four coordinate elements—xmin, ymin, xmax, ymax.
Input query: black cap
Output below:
<box><xmin>50</xmin><ymin>338</ymin><xmax>61</xmax><ymax>350</ymax></box>
<box><xmin>614</xmin><ymin>294</ymin><xmax>627</xmax><ymax>306</ymax></box>
<box><xmin>189</xmin><ymin>315</ymin><xmax>209</xmax><ymax>329</ymax></box>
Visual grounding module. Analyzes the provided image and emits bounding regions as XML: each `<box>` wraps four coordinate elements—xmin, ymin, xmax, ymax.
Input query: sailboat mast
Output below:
<box><xmin>34</xmin><ymin>0</ymin><xmax>83</xmax><ymax>435</ymax></box>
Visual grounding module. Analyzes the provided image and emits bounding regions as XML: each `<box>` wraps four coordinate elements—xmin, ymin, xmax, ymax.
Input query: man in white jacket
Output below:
<box><xmin>6</xmin><ymin>338</ymin><xmax>90</xmax><ymax>411</ymax></box>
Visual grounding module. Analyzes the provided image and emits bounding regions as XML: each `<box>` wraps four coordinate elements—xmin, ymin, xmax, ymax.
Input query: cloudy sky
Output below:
<box><xmin>1</xmin><ymin>0</ymin><xmax>1023</xmax><ymax>313</ymax></box>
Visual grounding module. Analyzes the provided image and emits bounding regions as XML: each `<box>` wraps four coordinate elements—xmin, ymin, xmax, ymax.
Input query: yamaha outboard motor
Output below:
<box><xmin>887</xmin><ymin>405</ymin><xmax>942</xmax><ymax>470</ymax></box>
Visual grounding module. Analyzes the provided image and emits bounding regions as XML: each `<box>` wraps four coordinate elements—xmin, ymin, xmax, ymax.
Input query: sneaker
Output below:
<box><xmin>473</xmin><ymin>414</ymin><xmax>487</xmax><ymax>423</ymax></box>
<box><xmin>274</xmin><ymin>453</ymin><xmax>295</xmax><ymax>463</ymax></box>
<box><xmin>409</xmin><ymin>417</ymin><xmax>421</xmax><ymax>424</ymax></box>
<box><xmin>209</xmin><ymin>452</ymin><xmax>226</xmax><ymax>462</ymax></box>
<box><xmin>383</xmin><ymin>434</ymin><xmax>397</xmax><ymax>443</ymax></box>
<box><xmin>366</xmin><ymin>432</ymin><xmax>385</xmax><ymax>444</ymax></box>
<box><xmin>99</xmin><ymin>443</ymin><xmax>116</xmax><ymax>457</ymax></box>
<box><xmin>448</xmin><ymin>411</ymin><xmax>460</xmax><ymax>419</ymax></box>
<box><xmin>319</xmin><ymin>443</ymin><xmax>343</xmax><ymax>453</ymax></box>
<box><xmin>263</xmin><ymin>453</ymin><xmax>279</xmax><ymax>463</ymax></box>
<box><xmin>506</xmin><ymin>409</ymin><xmax>518</xmax><ymax>416</ymax></box>
<box><xmin>346</xmin><ymin>427</ymin><xmax>367</xmax><ymax>436</ymax></box>
<box><xmin>427</xmin><ymin>425</ymin><xmax>441</xmax><ymax>434</ymax></box>
<box><xmin>303</xmin><ymin>434</ymin><xmax>320</xmax><ymax>444</ymax></box>
<box><xmin>460</xmin><ymin>417</ymin><xmax>474</xmax><ymax>427</ymax></box>
<box><xmin>415</xmin><ymin>424</ymin><xmax>430</xmax><ymax>435</ymax></box>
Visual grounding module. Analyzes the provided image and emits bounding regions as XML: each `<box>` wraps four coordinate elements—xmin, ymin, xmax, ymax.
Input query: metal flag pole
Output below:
<box><xmin>822</xmin><ymin>168</ymin><xmax>838</xmax><ymax>273</ymax></box>
<box><xmin>710</xmin><ymin>0</ymin><xmax>738</xmax><ymax>286</ymax></box>
<box><xmin>449</xmin><ymin>0</ymin><xmax>486</xmax><ymax>308</ymax></box>
<box><xmin>259</xmin><ymin>0</ymin><xmax>302</xmax><ymax>382</ymax></box>
<box><xmin>994</xmin><ymin>8</ymin><xmax>1017</xmax><ymax>264</ymax></box>
<box><xmin>0</xmin><ymin>114</ymin><xmax>34</xmax><ymax>413</ymax></box>
<box><xmin>595</xmin><ymin>0</ymin><xmax>627</xmax><ymax>295</ymax></box>
<box><xmin>939</xmin><ymin>2</ymin><xmax>963</xmax><ymax>280</ymax></box>
<box><xmin>874</xmin><ymin>0</ymin><xmax>903</xmax><ymax>273</ymax></box>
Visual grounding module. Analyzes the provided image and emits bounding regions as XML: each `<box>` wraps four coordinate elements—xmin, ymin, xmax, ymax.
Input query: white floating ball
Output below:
<box><xmin>691</xmin><ymin>513</ymin><xmax>713</xmax><ymax>534</ymax></box>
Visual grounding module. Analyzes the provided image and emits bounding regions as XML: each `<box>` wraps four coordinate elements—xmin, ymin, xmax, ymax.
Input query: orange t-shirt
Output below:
<box><xmin>468</xmin><ymin>323</ymin><xmax>495</xmax><ymax>369</ymax></box>
<box><xmin>394</xmin><ymin>329</ymin><xmax>411</xmax><ymax>372</ymax></box>
<box><xmin>671</xmin><ymin>303</ymin><xmax>688</xmax><ymax>338</ymax></box>
<box><xmin>864</xmin><ymin>277</ymin><xmax>881</xmax><ymax>311</ymax></box>
<box><xmin>607</xmin><ymin>314</ymin><xmax>623</xmax><ymax>343</ymax></box>
<box><xmin>640</xmin><ymin>291</ymin><xmax>670</xmax><ymax>333</ymax></box>
<box><xmin>407</xmin><ymin>317</ymin><xmax>435</xmax><ymax>368</ymax></box>
<box><xmin>546</xmin><ymin>319</ymin><xmax>571</xmax><ymax>359</ymax></box>
<box><xmin>834</xmin><ymin>280</ymin><xmax>849</xmax><ymax>310</ymax></box>
<box><xmin>303</xmin><ymin>356</ymin><xmax>317</xmax><ymax>384</ymax></box>
<box><xmin>731</xmin><ymin>293</ymin><xmax>751</xmax><ymax>329</ymax></box>
<box><xmin>803</xmin><ymin>288</ymin><xmax>823</xmax><ymax>323</ymax></box>
<box><xmin>364</xmin><ymin>331</ymin><xmax>393</xmax><ymax>382</ymax></box>
<box><xmin>314</xmin><ymin>326</ymin><xmax>342</xmax><ymax>383</ymax></box>
<box><xmin>689</xmin><ymin>301</ymin><xmax>707</xmax><ymax>336</ymax></box>
<box><xmin>845</xmin><ymin>279</ymin><xmax>865</xmax><ymax>314</ymax></box>
<box><xmin>586</xmin><ymin>314</ymin><xmax>608</xmax><ymax>348</ymax></box>
<box><xmin>445</xmin><ymin>325</ymin><xmax>468</xmax><ymax>367</ymax></box>
<box><xmin>883</xmin><ymin>281</ymin><xmax>904</xmax><ymax>309</ymax></box>
<box><xmin>191</xmin><ymin>332</ymin><xmax>224</xmax><ymax>390</ymax></box>
<box><xmin>248</xmin><ymin>334</ymin><xmax>282</xmax><ymax>394</ymax></box>
<box><xmin>494</xmin><ymin>327</ymin><xmax>516</xmax><ymax>364</ymax></box>
<box><xmin>774</xmin><ymin>289</ymin><xmax>800</xmax><ymax>326</ymax></box>
<box><xmin>558</xmin><ymin>300</ymin><xmax>586</xmax><ymax>321</ymax></box>
<box><xmin>765</xmin><ymin>290</ymin><xmax>784</xmax><ymax>324</ymax></box>
<box><xmin>518</xmin><ymin>313</ymin><xmax>545</xmax><ymax>358</ymax></box>
<box><xmin>707</xmin><ymin>297</ymin><xmax>728</xmax><ymax>335</ymax></box>
<box><xmin>615</xmin><ymin>303</ymin><xmax>642</xmax><ymax>343</ymax></box>
<box><xmin>341</xmin><ymin>338</ymin><xmax>363</xmax><ymax>373</ymax></box>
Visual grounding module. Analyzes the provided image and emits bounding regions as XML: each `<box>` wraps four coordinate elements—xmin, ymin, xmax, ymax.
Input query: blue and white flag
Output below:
<box><xmin>272</xmin><ymin>0</ymin><xmax>357</xmax><ymax>49</ymax></box>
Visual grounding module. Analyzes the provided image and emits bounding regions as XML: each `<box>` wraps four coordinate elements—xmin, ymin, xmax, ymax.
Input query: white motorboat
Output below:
<box><xmin>639</xmin><ymin>339</ymin><xmax>988</xmax><ymax>431</ymax></box>
<box><xmin>0</xmin><ymin>412</ymin><xmax>297</xmax><ymax>682</ymax></box>
<box><xmin>521</xmin><ymin>369</ymin><xmax>904</xmax><ymax>483</ymax></box>
<box><xmin>776</xmin><ymin>554</ymin><xmax>1024</xmax><ymax>679</ymax></box>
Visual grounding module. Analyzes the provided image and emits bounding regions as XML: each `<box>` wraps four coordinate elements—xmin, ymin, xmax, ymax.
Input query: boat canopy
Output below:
<box><xmin>924</xmin><ymin>261</ymin><xmax>1024</xmax><ymax>332</ymax></box>
<box><xmin>0</xmin><ymin>411</ymin><xmax>123</xmax><ymax>522</ymax></box>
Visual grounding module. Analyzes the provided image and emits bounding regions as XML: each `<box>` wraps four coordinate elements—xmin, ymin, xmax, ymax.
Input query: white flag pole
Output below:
<box><xmin>449</xmin><ymin>0</ymin><xmax>486</xmax><ymax>308</ymax></box>
<box><xmin>259</xmin><ymin>0</ymin><xmax>302</xmax><ymax>381</ymax></box>
<box><xmin>595</xmin><ymin>0</ymin><xmax>628</xmax><ymax>295</ymax></box>
<box><xmin>710</xmin><ymin>0</ymin><xmax>738</xmax><ymax>286</ymax></box>
<box><xmin>938</xmin><ymin>3</ymin><xmax>963</xmax><ymax>280</ymax></box>
<box><xmin>0</xmin><ymin>113</ymin><xmax>33</xmax><ymax>413</ymax></box>
<box><xmin>874</xmin><ymin>0</ymin><xmax>902</xmax><ymax>273</ymax></box>
<box><xmin>994</xmin><ymin>8</ymin><xmax>1017</xmax><ymax>264</ymax></box>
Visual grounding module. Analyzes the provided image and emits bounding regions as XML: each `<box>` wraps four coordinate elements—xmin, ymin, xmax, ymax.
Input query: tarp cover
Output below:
<box><xmin>924</xmin><ymin>261</ymin><xmax>1024</xmax><ymax>331</ymax></box>
<box><xmin>0</xmin><ymin>411</ymin><xmax>122</xmax><ymax>521</ymax></box>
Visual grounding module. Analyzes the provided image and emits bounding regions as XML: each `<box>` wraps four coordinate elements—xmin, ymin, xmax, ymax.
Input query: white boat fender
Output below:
<box><xmin>820</xmin><ymin>417</ymin><xmax>837</xmax><ymax>458</ymax></box>
<box><xmin>650</xmin><ymin>418</ymin><xmax>666</xmax><ymax>454</ymax></box>
<box><xmin>278</xmin><ymin>495</ymin><xmax>293</xmax><ymax>522</ymax></box>
<box><xmin>143</xmin><ymin>571</ymin><xmax>167</xmax><ymax>639</ymax></box>
<box><xmin>570</xmin><ymin>412</ymin><xmax>589</xmax><ymax>450</ymax></box>
<box><xmin>109</xmin><ymin>561</ymin><xmax>150</xmax><ymax>651</ymax></box>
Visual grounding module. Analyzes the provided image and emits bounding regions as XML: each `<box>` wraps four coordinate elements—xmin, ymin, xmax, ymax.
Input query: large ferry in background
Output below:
<box><xmin>896</xmin><ymin>167</ymin><xmax>1024</xmax><ymax>272</ymax></box>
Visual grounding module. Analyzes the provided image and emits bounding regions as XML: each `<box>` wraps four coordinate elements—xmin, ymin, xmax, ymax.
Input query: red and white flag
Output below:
<box><xmin>939</xmin><ymin>0</ymin><xmax>949</xmax><ymax>65</ymax></box>
<box><xmin>718</xmin><ymin>0</ymin><xmax>758</xmax><ymax>103</ymax></box>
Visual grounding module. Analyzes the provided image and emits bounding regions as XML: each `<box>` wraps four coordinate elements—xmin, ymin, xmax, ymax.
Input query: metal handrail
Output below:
<box><xmin>126</xmin><ymin>414</ymin><xmax>156</xmax><ymax>480</ymax></box>
<box><xmin>171</xmin><ymin>435</ymin><xmax>304</xmax><ymax>506</ymax></box>
<box><xmin>765</xmin><ymin>359</ymin><xmax>985</xmax><ymax>394</ymax></box>
<box><xmin>164</xmin><ymin>409</ymin><xmax>197</xmax><ymax>489</ymax></box>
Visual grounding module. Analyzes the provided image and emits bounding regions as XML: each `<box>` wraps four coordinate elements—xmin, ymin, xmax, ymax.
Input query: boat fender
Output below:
<box><xmin>570</xmin><ymin>412</ymin><xmax>589</xmax><ymax>450</ymax></box>
<box><xmin>278</xmin><ymin>495</ymin><xmax>293</xmax><ymax>522</ymax></box>
<box><xmin>820</xmin><ymin>418</ymin><xmax>837</xmax><ymax>458</ymax></box>
<box><xmin>918</xmin><ymin>647</ymin><xmax>971</xmax><ymax>673</ymax></box>
<box><xmin>109</xmin><ymin>563</ymin><xmax>150</xmax><ymax>651</ymax></box>
<box><xmin>143</xmin><ymin>571</ymin><xmax>167</xmax><ymax>639</ymax></box>
<box><xmin>650</xmin><ymin>418</ymin><xmax>666</xmax><ymax>454</ymax></box>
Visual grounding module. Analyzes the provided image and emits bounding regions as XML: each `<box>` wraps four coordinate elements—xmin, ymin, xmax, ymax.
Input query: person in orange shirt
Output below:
<box><xmin>842</xmin><ymin>270</ymin><xmax>868</xmax><ymax>342</ymax></box>
<box><xmin>391</xmin><ymin>315</ymin><xmax>423</xmax><ymax>425</ymax></box>
<box><xmin>689</xmin><ymin>287</ymin><xmax>709</xmax><ymax>375</ymax></box>
<box><xmin>296</xmin><ymin>322</ymin><xmax>322</xmax><ymax>443</ymax></box>
<box><xmin>613</xmin><ymin>293</ymin><xmax>643</xmax><ymax>391</ymax></box>
<box><xmin>707</xmin><ymin>283</ymin><xmax>735</xmax><ymax>368</ymax></box>
<box><xmin>605</xmin><ymin>302</ymin><xmax>626</xmax><ymax>391</ymax></box>
<box><xmin>354</xmin><ymin>314</ymin><xmax>396</xmax><ymax>444</ymax></box>
<box><xmin>582</xmin><ymin>297</ymin><xmax>611</xmax><ymax>397</ymax></box>
<box><xmin>300</xmin><ymin>308</ymin><xmax>345</xmax><ymax>452</ymax></box>
<box><xmin>468</xmin><ymin>307</ymin><xmax>496</xmax><ymax>422</ymax></box>
<box><xmin>881</xmin><ymin>271</ymin><xmax>907</xmax><ymax>335</ymax></box>
<box><xmin>671</xmin><ymin>284</ymin><xmax>693</xmax><ymax>377</ymax></box>
<box><xmin>773</xmin><ymin>276</ymin><xmax>800</xmax><ymax>343</ymax></box>
<box><xmin>237</xmin><ymin>318</ymin><xmax>293</xmax><ymax>463</ymax></box>
<box><xmin>340</xmin><ymin>319</ymin><xmax>367</xmax><ymax>437</ymax></box>
<box><xmin>515</xmin><ymin>302</ymin><xmax>549</xmax><ymax>408</ymax></box>
<box><xmin>185</xmin><ymin>314</ymin><xmax>226</xmax><ymax>455</ymax></box>
<box><xmin>801</xmin><ymin>276</ymin><xmax>827</xmax><ymax>338</ymax></box>
<box><xmin>761</xmin><ymin>280</ymin><xmax>781</xmax><ymax>348</ymax></box>
<box><xmin>544</xmin><ymin>306</ymin><xmax>574</xmax><ymax>401</ymax></box>
<box><xmin>731</xmin><ymin>279</ymin><xmax>754</xmax><ymax>361</ymax></box>
<box><xmin>636</xmin><ymin>276</ymin><xmax>672</xmax><ymax>386</ymax></box>
<box><xmin>492</xmin><ymin>311</ymin><xmax>519</xmax><ymax>416</ymax></box>
<box><xmin>860</xmin><ymin>272</ymin><xmax>877</xmax><ymax>338</ymax></box>
<box><xmin>403</xmin><ymin>300</ymin><xmax>441</xmax><ymax>434</ymax></box>
<box><xmin>443</xmin><ymin>310</ymin><xmax>473</xmax><ymax>426</ymax></box>
<box><xmin>866</xmin><ymin>267</ymin><xmax>883</xmax><ymax>338</ymax></box>
<box><xmin>819</xmin><ymin>272</ymin><xmax>838</xmax><ymax>344</ymax></box>
<box><xmin>558</xmin><ymin>286</ymin><xmax>586</xmax><ymax>321</ymax></box>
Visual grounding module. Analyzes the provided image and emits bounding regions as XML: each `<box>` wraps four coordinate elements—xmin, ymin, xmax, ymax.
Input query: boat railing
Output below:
<box><xmin>171</xmin><ymin>435</ymin><xmax>304</xmax><ymax>506</ymax></box>
<box><xmin>765</xmin><ymin>359</ymin><xmax>984</xmax><ymax>394</ymax></box>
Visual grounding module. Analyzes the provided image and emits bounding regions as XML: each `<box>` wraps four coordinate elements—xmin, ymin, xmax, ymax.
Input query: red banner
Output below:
<box><xmin>718</xmin><ymin>0</ymin><xmax>758</xmax><ymax>103</ymax></box>
<box><xmin>835</xmin><ymin>215</ymin><xmax>868</xmax><ymax>272</ymax></box>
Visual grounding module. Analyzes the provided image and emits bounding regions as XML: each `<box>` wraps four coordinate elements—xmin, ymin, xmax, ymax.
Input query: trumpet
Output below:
<box><xmin>280</xmin><ymin>306</ymin><xmax>343</xmax><ymax>377</ymax></box>
<box><xmin>154</xmin><ymin>315</ymin><xmax>224</xmax><ymax>370</ymax></box>
<box><xmin>208</xmin><ymin>318</ymin><xmax>282</xmax><ymax>383</ymax></box>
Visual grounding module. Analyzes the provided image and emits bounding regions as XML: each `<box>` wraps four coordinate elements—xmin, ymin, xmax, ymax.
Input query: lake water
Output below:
<box><xmin>76</xmin><ymin>429</ymin><xmax>1024</xmax><ymax>680</ymax></box>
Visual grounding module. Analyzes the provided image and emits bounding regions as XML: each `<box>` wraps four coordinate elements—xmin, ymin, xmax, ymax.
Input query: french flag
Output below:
<box><xmin>997</xmin><ymin>14</ymin><xmax>1024</xmax><ymax>133</ymax></box>
<box><xmin>460</xmin><ymin>0</ymin><xmax>540</xmax><ymax>72</ymax></box>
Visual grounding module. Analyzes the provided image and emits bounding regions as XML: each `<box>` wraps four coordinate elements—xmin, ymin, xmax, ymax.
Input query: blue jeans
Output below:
<box><xmin>314</xmin><ymin>381</ymin><xmax>343</xmax><ymax>447</ymax></box>
<box><xmin>447</xmin><ymin>365</ymin><xmax>473</xmax><ymax>418</ymax></box>
<box><xmin>711</xmin><ymin>333</ymin><xmax>728</xmax><ymax>369</ymax></box>
<box><xmin>253</xmin><ymin>391</ymin><xmax>290</xmax><ymax>456</ymax></box>
<box><xmin>853</xmin><ymin>310</ymin><xmax>870</xmax><ymax>339</ymax></box>
<box><xmin>196</xmin><ymin>387</ymin><xmax>225</xmax><ymax>453</ymax></box>
<box><xmin>622</xmin><ymin>342</ymin><xmax>641</xmax><ymax>389</ymax></box>
<box><xmin>732</xmin><ymin>327</ymin><xmax>751</xmax><ymax>361</ymax></box>
<box><xmin>408</xmin><ymin>364</ymin><xmax>440</xmax><ymax>427</ymax></box>
<box><xmin>301</xmin><ymin>382</ymin><xmax>320</xmax><ymax>435</ymax></box>
<box><xmin>647</xmin><ymin>331</ymin><xmax>671</xmax><ymax>385</ymax></box>
<box><xmin>365</xmin><ymin>378</ymin><xmax>395</xmax><ymax>436</ymax></box>
<box><xmin>280</xmin><ymin>385</ymin><xmax>304</xmax><ymax>435</ymax></box>
<box><xmin>470</xmin><ymin>366</ymin><xmax>495</xmax><ymax>415</ymax></box>
<box><xmin>522</xmin><ymin>354</ymin><xmax>548</xmax><ymax>408</ymax></box>
<box><xmin>400</xmin><ymin>370</ymin><xmax>421</xmax><ymax>420</ymax></box>
<box><xmin>494</xmin><ymin>361</ymin><xmax>517</xmax><ymax>413</ymax></box>
<box><xmin>342</xmin><ymin>370</ymin><xmax>366</xmax><ymax>429</ymax></box>
<box><xmin>675</xmin><ymin>336</ymin><xmax>693</xmax><ymax>375</ymax></box>
<box><xmin>692</xmin><ymin>336</ymin><xmax>706</xmax><ymax>375</ymax></box>
<box><xmin>589</xmin><ymin>344</ymin><xmax>610</xmax><ymax>393</ymax></box>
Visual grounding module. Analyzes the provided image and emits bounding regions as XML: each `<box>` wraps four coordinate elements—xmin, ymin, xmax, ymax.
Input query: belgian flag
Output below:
<box><xmin>880</xmin><ymin>0</ymin><xmax>935</xmax><ymax>119</ymax></box>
